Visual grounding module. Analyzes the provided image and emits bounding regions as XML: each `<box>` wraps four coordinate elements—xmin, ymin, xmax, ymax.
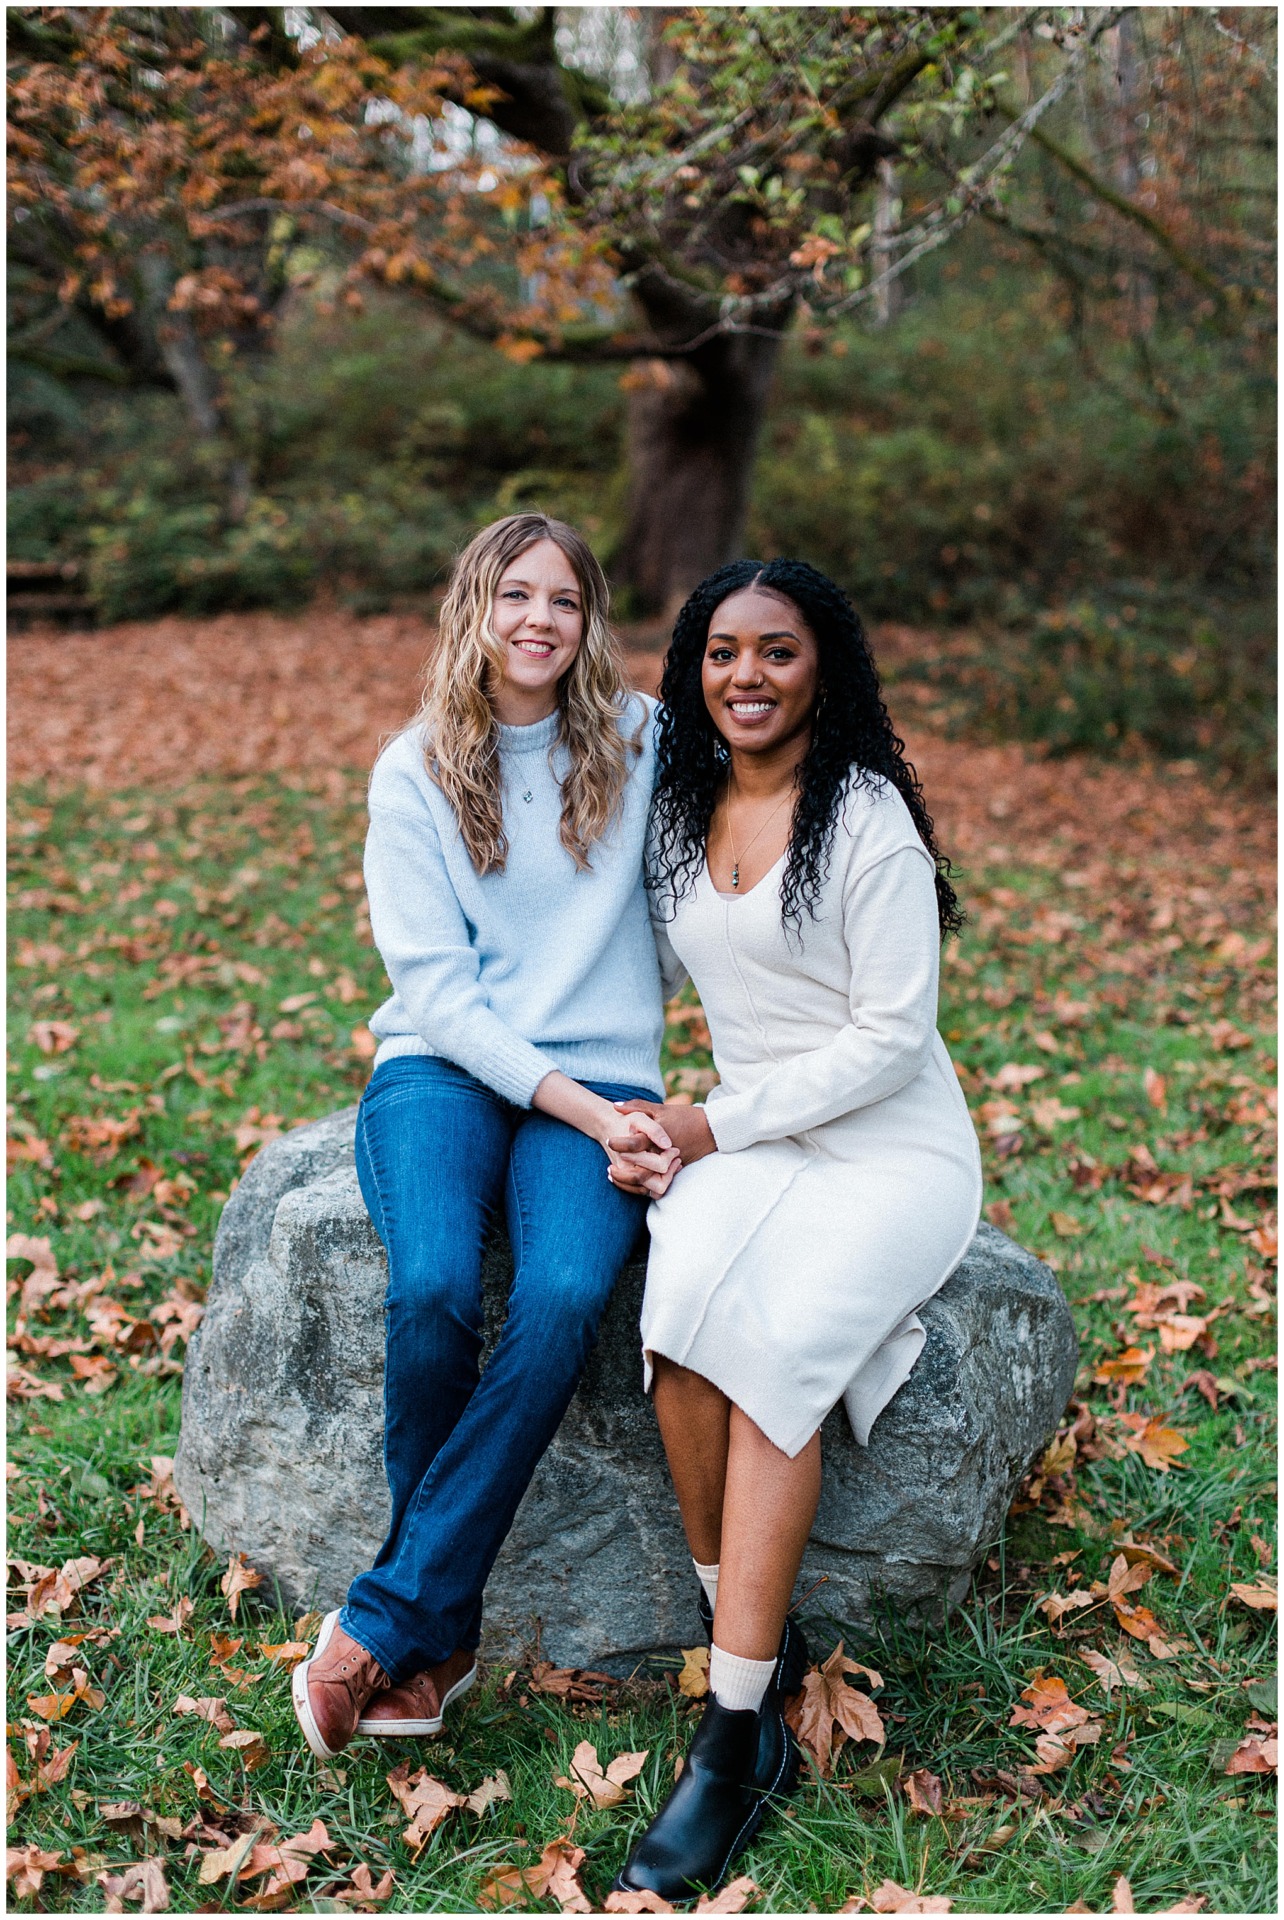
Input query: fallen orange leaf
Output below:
<box><xmin>1092</xmin><ymin>1346</ymin><xmax>1153</xmax><ymax>1385</ymax></box>
<box><xmin>238</xmin><ymin>1817</ymin><xmax>333</xmax><ymax>1907</ymax></box>
<box><xmin>557</xmin><ymin>1739</ymin><xmax>649</xmax><ymax>1810</ymax></box>
<box><xmin>219</xmin><ymin>1728</ymin><xmax>271</xmax><ymax>1769</ymax></box>
<box><xmin>220</xmin><ymin>1552</ymin><xmax>262</xmax><ymax>1621</ymax></box>
<box><xmin>678</xmin><ymin>1645</ymin><xmax>710</xmax><ymax>1699</ymax></box>
<box><xmin>903</xmin><ymin>1768</ymin><xmax>943</xmax><ymax>1816</ymax></box>
<box><xmin>173</xmin><ymin>1694</ymin><xmax>235</xmax><ymax>1734</ymax></box>
<box><xmin>868</xmin><ymin>1880</ymin><xmax>953</xmax><ymax>1913</ymax></box>
<box><xmin>479</xmin><ymin>1838</ymin><xmax>591</xmax><ymax>1913</ymax></box>
<box><xmin>1229</xmin><ymin>1579</ymin><xmax>1277</xmax><ymax>1612</ymax></box>
<box><xmin>1009</xmin><ymin>1672</ymin><xmax>1091</xmax><ymax>1736</ymax></box>
<box><xmin>785</xmin><ymin>1642</ymin><xmax>884</xmax><ymax>1775</ymax></box>
<box><xmin>386</xmin><ymin>1763</ymin><xmax>466</xmax><ymax>1851</ymax></box>
<box><xmin>1223</xmin><ymin>1733</ymin><xmax>1278</xmax><ymax>1776</ymax></box>
<box><xmin>1118</xmin><ymin>1414</ymin><xmax>1190</xmax><ymax>1471</ymax></box>
<box><xmin>694</xmin><ymin>1877</ymin><xmax>761</xmax><ymax>1913</ymax></box>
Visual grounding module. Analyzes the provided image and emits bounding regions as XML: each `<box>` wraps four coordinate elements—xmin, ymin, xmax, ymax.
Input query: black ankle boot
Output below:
<box><xmin>695</xmin><ymin>1588</ymin><xmax>808</xmax><ymax>1793</ymax></box>
<box><xmin>612</xmin><ymin>1697</ymin><xmax>766</xmax><ymax>1902</ymax></box>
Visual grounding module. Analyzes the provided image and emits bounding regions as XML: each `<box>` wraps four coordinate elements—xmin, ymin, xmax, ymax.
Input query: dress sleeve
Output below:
<box><xmin>364</xmin><ymin>798</ymin><xmax>558</xmax><ymax>1109</ymax></box>
<box><xmin>704</xmin><ymin>843</ymin><xmax>941</xmax><ymax>1153</ymax></box>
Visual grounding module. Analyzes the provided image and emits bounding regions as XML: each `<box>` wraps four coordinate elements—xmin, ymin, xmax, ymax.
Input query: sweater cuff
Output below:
<box><xmin>484</xmin><ymin>1034</ymin><xmax>562</xmax><ymax>1110</ymax></box>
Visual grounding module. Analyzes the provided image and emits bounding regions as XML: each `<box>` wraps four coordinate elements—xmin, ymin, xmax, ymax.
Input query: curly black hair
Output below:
<box><xmin>650</xmin><ymin>558</ymin><xmax>964</xmax><ymax>938</ymax></box>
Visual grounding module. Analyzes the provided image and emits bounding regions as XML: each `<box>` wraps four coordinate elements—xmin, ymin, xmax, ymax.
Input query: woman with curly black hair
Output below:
<box><xmin>610</xmin><ymin>559</ymin><xmax>982</xmax><ymax>1902</ymax></box>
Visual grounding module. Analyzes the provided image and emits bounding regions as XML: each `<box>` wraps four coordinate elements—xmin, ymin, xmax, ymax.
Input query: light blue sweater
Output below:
<box><xmin>364</xmin><ymin>696</ymin><xmax>666</xmax><ymax>1106</ymax></box>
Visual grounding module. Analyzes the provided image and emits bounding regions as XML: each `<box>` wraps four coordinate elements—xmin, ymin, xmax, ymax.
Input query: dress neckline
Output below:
<box><xmin>706</xmin><ymin>849</ymin><xmax>787</xmax><ymax>902</ymax></box>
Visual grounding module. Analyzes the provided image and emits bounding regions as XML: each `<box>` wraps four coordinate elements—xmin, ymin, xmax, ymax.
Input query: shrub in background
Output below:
<box><xmin>8</xmin><ymin>276</ymin><xmax>1272</xmax><ymax>770</ymax></box>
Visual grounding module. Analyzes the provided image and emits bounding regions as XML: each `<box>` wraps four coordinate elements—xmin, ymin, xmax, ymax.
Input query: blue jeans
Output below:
<box><xmin>341</xmin><ymin>1054</ymin><xmax>653</xmax><ymax>1680</ymax></box>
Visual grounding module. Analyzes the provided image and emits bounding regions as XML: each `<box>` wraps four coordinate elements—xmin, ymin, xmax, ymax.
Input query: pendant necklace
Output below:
<box><xmin>724</xmin><ymin>787</ymin><xmax>792</xmax><ymax>890</ymax></box>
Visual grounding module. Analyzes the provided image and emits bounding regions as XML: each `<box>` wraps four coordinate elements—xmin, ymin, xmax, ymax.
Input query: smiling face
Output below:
<box><xmin>701</xmin><ymin>583</ymin><xmax>821</xmax><ymax>760</ymax></box>
<box><xmin>489</xmin><ymin>537</ymin><xmax>585</xmax><ymax>725</ymax></box>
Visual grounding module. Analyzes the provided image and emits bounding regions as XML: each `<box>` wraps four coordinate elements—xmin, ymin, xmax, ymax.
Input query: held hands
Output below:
<box><xmin>606</xmin><ymin>1099</ymin><xmax>717</xmax><ymax>1198</ymax></box>
<box><xmin>603</xmin><ymin>1105</ymin><xmax>681</xmax><ymax>1198</ymax></box>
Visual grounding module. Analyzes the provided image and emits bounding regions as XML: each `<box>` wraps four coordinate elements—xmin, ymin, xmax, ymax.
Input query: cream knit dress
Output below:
<box><xmin>641</xmin><ymin>774</ymin><xmax>982</xmax><ymax>1459</ymax></box>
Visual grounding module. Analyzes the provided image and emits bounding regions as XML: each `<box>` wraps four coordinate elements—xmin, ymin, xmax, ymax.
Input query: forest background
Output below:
<box><xmin>7</xmin><ymin>3</ymin><xmax>1276</xmax><ymax>769</ymax></box>
<box><xmin>6</xmin><ymin>6</ymin><xmax>1278</xmax><ymax>1917</ymax></box>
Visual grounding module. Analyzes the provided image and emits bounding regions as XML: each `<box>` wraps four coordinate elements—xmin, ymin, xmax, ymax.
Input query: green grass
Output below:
<box><xmin>7</xmin><ymin>776</ymin><xmax>1276</xmax><ymax>1913</ymax></box>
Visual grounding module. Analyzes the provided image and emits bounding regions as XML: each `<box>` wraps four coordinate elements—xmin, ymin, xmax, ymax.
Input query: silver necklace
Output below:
<box><xmin>724</xmin><ymin>788</ymin><xmax>792</xmax><ymax>890</ymax></box>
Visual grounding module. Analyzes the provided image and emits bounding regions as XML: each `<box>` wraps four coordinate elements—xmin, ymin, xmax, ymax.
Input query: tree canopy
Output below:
<box><xmin>8</xmin><ymin>5</ymin><xmax>1275</xmax><ymax>603</ymax></box>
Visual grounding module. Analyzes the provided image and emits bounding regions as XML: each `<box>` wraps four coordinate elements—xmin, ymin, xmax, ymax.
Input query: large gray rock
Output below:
<box><xmin>175</xmin><ymin>1109</ymin><xmax>1078</xmax><ymax>1668</ymax></box>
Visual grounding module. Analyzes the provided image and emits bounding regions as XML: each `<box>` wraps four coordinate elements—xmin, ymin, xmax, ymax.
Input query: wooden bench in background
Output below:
<box><xmin>8</xmin><ymin>560</ymin><xmax>95</xmax><ymax>629</ymax></box>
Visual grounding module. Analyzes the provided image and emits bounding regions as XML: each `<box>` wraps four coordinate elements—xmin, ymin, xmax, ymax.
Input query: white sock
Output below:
<box><xmin>709</xmin><ymin>1643</ymin><xmax>776</xmax><ymax>1714</ymax></box>
<box><xmin>693</xmin><ymin>1559</ymin><xmax>720</xmax><ymax>1612</ymax></box>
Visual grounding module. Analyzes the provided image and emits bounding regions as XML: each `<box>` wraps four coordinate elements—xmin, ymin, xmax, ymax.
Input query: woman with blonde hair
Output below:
<box><xmin>292</xmin><ymin>513</ymin><xmax>679</xmax><ymax>1759</ymax></box>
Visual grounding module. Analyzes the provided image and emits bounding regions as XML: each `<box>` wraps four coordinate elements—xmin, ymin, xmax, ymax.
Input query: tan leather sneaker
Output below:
<box><xmin>291</xmin><ymin>1610</ymin><xmax>391</xmax><ymax>1758</ymax></box>
<box><xmin>357</xmin><ymin>1647</ymin><xmax>477</xmax><ymax>1737</ymax></box>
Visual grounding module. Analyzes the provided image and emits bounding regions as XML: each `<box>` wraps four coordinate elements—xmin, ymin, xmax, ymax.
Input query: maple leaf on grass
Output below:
<box><xmin>1092</xmin><ymin>1345</ymin><xmax>1153</xmax><ymax>1386</ymax></box>
<box><xmin>29</xmin><ymin>1736</ymin><xmax>79</xmax><ymax>1790</ymax></box>
<box><xmin>1010</xmin><ymin>1668</ymin><xmax>1105</xmax><ymax>1774</ymax></box>
<box><xmin>27</xmin><ymin>1666</ymin><xmax>105</xmax><ymax>1721</ymax></box>
<box><xmin>69</xmin><ymin>1353</ymin><xmax>118</xmax><ymax>1393</ymax></box>
<box><xmin>326</xmin><ymin>1863</ymin><xmax>397</xmax><ymax>1908</ymax></box>
<box><xmin>174</xmin><ymin>1694</ymin><xmax>235</xmax><ymax>1734</ymax></box>
<box><xmin>604</xmin><ymin>1891</ymin><xmax>676</xmax><ymax>1914</ymax></box>
<box><xmin>556</xmin><ymin>1738</ymin><xmax>649</xmax><ymax>1809</ymax></box>
<box><xmin>694</xmin><ymin>1877</ymin><xmax>761</xmax><ymax>1913</ymax></box>
<box><xmin>1080</xmin><ymin>1648</ymin><xmax>1151</xmax><ymax>1695</ymax></box>
<box><xmin>479</xmin><ymin>1838</ymin><xmax>591</xmax><ymax>1913</ymax></box>
<box><xmin>464</xmin><ymin>1771</ymin><xmax>512</xmax><ymax>1814</ymax></box>
<box><xmin>17</xmin><ymin>1553</ymin><xmax>109</xmax><ymax>1625</ymax></box>
<box><xmin>1223</xmin><ymin>1730</ymin><xmax>1278</xmax><ymax>1775</ymax></box>
<box><xmin>1037</xmin><ymin>1587</ymin><xmax>1096</xmax><ymax>1628</ymax></box>
<box><xmin>220</xmin><ymin>1551</ymin><xmax>263</xmax><ymax>1620</ymax></box>
<box><xmin>1113</xmin><ymin>1599</ymin><xmax>1167</xmax><ymax>1645</ymax></box>
<box><xmin>527</xmin><ymin>1661</ymin><xmax>616</xmax><ymax>1703</ymax></box>
<box><xmin>386</xmin><ymin>1763</ymin><xmax>466</xmax><ymax>1852</ymax></box>
<box><xmin>678</xmin><ymin>1644</ymin><xmax>710</xmax><ymax>1698</ymax></box>
<box><xmin>1111</xmin><ymin>1875</ymin><xmax>1207</xmax><ymax>1914</ymax></box>
<box><xmin>1009</xmin><ymin>1671</ymin><xmax>1093</xmax><ymax>1736</ymax></box>
<box><xmin>1117</xmin><ymin>1413</ymin><xmax>1190</xmax><ymax>1471</ymax></box>
<box><xmin>147</xmin><ymin>1594</ymin><xmax>194</xmax><ymax>1636</ymax></box>
<box><xmin>1112</xmin><ymin>1536</ymin><xmax>1180</xmax><ymax>1576</ymax></box>
<box><xmin>842</xmin><ymin>1879</ymin><xmax>953</xmax><ymax>1912</ymax></box>
<box><xmin>219</xmin><ymin>1727</ymin><xmax>271</xmax><ymax>1769</ymax></box>
<box><xmin>197</xmin><ymin>1828</ymin><xmax>266</xmax><ymax>1887</ymax></box>
<box><xmin>1157</xmin><ymin>1313</ymin><xmax>1211</xmax><ymax>1353</ymax></box>
<box><xmin>97</xmin><ymin>1858</ymin><xmax>170</xmax><ymax>1913</ymax></box>
<box><xmin>1029</xmin><ymin>1721</ymin><xmax>1104</xmax><ymax>1773</ymax></box>
<box><xmin>7</xmin><ymin>1844</ymin><xmax>72</xmax><ymax>1902</ymax></box>
<box><xmin>1228</xmin><ymin>1577</ymin><xmax>1277</xmax><ymax>1612</ymax></box>
<box><xmin>238</xmin><ymin>1818</ymin><xmax>334</xmax><ymax>1909</ymax></box>
<box><xmin>257</xmin><ymin>1638</ymin><xmax>311</xmax><ymax>1669</ymax></box>
<box><xmin>1106</xmin><ymin>1551</ymin><xmax>1153</xmax><ymax>1611</ymax></box>
<box><xmin>785</xmin><ymin>1641</ymin><xmax>884</xmax><ymax>1775</ymax></box>
<box><xmin>903</xmin><ymin>1767</ymin><xmax>944</xmax><ymax>1815</ymax></box>
<box><xmin>30</xmin><ymin>1018</ymin><xmax>79</xmax><ymax>1055</ymax></box>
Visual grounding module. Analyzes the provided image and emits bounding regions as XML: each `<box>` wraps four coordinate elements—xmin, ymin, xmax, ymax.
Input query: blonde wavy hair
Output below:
<box><xmin>419</xmin><ymin>513</ymin><xmax>640</xmax><ymax>874</ymax></box>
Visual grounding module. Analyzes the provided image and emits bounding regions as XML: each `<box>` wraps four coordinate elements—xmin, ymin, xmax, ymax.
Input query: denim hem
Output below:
<box><xmin>337</xmin><ymin>1606</ymin><xmax>407</xmax><ymax>1688</ymax></box>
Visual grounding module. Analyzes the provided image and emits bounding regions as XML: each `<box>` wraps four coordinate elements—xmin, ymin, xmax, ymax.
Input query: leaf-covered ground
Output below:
<box><xmin>6</xmin><ymin>616</ymin><xmax>1277</xmax><ymax>1914</ymax></box>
